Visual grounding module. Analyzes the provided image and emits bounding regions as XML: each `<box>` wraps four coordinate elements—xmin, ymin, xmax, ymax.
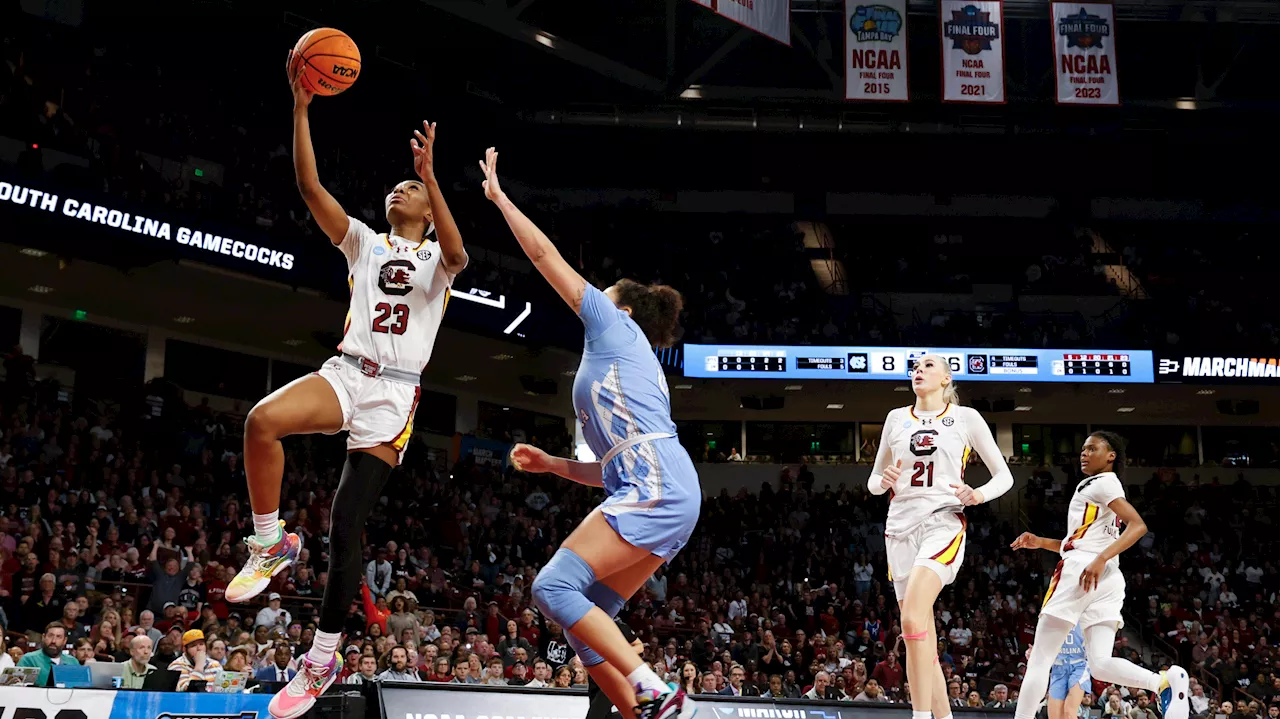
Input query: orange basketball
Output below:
<box><xmin>291</xmin><ymin>28</ymin><xmax>361</xmax><ymax>97</ymax></box>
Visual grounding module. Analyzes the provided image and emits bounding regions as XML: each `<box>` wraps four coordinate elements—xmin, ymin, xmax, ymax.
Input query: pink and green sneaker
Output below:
<box><xmin>268</xmin><ymin>651</ymin><xmax>342</xmax><ymax>719</ymax></box>
<box><xmin>226</xmin><ymin>521</ymin><xmax>300</xmax><ymax>603</ymax></box>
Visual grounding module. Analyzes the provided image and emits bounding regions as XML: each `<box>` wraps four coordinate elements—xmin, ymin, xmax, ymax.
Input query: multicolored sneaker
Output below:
<box><xmin>226</xmin><ymin>521</ymin><xmax>300</xmax><ymax>603</ymax></box>
<box><xmin>269</xmin><ymin>651</ymin><xmax>342</xmax><ymax>719</ymax></box>
<box><xmin>1158</xmin><ymin>666</ymin><xmax>1190</xmax><ymax>719</ymax></box>
<box><xmin>635</xmin><ymin>687</ymin><xmax>697</xmax><ymax>719</ymax></box>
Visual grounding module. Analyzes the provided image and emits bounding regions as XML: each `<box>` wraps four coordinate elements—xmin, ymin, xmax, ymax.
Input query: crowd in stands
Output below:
<box><xmin>0</xmin><ymin>359</ymin><xmax>1272</xmax><ymax>718</ymax></box>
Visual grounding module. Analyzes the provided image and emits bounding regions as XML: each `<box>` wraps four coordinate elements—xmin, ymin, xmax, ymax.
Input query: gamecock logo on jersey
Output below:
<box><xmin>910</xmin><ymin>429</ymin><xmax>940</xmax><ymax>456</ymax></box>
<box><xmin>378</xmin><ymin>260</ymin><xmax>416</xmax><ymax>296</ymax></box>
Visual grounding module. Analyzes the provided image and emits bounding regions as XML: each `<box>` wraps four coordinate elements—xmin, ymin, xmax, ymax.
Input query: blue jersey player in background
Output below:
<box><xmin>479</xmin><ymin>148</ymin><xmax>701</xmax><ymax>719</ymax></box>
<box><xmin>1048</xmin><ymin>624</ymin><xmax>1092</xmax><ymax>719</ymax></box>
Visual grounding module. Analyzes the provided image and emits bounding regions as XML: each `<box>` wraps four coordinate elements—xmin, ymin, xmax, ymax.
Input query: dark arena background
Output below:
<box><xmin>1</xmin><ymin>0</ymin><xmax>1279</xmax><ymax>718</ymax></box>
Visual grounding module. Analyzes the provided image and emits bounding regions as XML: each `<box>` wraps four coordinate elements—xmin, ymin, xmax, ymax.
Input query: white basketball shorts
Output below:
<box><xmin>1041</xmin><ymin>554</ymin><xmax>1126</xmax><ymax>630</ymax></box>
<box><xmin>886</xmin><ymin>511</ymin><xmax>967</xmax><ymax>601</ymax></box>
<box><xmin>316</xmin><ymin>356</ymin><xmax>421</xmax><ymax>463</ymax></box>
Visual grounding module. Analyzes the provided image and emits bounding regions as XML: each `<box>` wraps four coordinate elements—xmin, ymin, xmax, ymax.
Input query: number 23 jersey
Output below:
<box><xmin>877</xmin><ymin>403</ymin><xmax>997</xmax><ymax>538</ymax></box>
<box><xmin>336</xmin><ymin>216</ymin><xmax>462</xmax><ymax>372</ymax></box>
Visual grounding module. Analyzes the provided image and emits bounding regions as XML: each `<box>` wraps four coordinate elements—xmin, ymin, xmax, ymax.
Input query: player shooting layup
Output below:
<box><xmin>229</xmin><ymin>57</ymin><xmax>467</xmax><ymax>719</ymax></box>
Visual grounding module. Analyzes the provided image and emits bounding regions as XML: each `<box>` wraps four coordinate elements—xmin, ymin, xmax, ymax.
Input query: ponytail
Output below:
<box><xmin>1089</xmin><ymin>430</ymin><xmax>1127</xmax><ymax>479</ymax></box>
<box><xmin>943</xmin><ymin>381</ymin><xmax>959</xmax><ymax>405</ymax></box>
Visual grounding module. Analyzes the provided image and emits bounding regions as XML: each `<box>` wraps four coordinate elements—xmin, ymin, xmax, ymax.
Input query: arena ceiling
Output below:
<box><xmin>2</xmin><ymin>242</ymin><xmax>1275</xmax><ymax>426</ymax></box>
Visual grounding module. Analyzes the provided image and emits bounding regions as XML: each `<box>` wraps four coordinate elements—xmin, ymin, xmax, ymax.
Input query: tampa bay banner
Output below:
<box><xmin>845</xmin><ymin>0</ymin><xmax>910</xmax><ymax>101</ymax></box>
<box><xmin>1051</xmin><ymin>2</ymin><xmax>1120</xmax><ymax>105</ymax></box>
<box><xmin>939</xmin><ymin>0</ymin><xmax>1006</xmax><ymax>103</ymax></box>
<box><xmin>688</xmin><ymin>0</ymin><xmax>791</xmax><ymax>45</ymax></box>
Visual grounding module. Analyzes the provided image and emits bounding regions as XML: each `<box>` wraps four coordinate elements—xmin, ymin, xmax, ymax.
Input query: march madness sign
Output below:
<box><xmin>845</xmin><ymin>1</ymin><xmax>909</xmax><ymax>101</ymax></box>
<box><xmin>939</xmin><ymin>0</ymin><xmax>1006</xmax><ymax>103</ymax></box>
<box><xmin>1052</xmin><ymin>3</ymin><xmax>1120</xmax><ymax>105</ymax></box>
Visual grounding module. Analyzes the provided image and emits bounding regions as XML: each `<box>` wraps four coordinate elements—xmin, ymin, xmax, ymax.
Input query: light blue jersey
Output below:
<box><xmin>1049</xmin><ymin>624</ymin><xmax>1091</xmax><ymax>701</ymax></box>
<box><xmin>571</xmin><ymin>284</ymin><xmax>701</xmax><ymax>561</ymax></box>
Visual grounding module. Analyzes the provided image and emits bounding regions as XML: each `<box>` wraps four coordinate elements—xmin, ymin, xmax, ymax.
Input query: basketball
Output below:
<box><xmin>290</xmin><ymin>28</ymin><xmax>361</xmax><ymax>97</ymax></box>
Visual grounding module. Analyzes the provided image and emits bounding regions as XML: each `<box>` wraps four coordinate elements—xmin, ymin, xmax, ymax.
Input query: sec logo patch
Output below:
<box><xmin>417</xmin><ymin>248</ymin><xmax>432</xmax><ymax>261</ymax></box>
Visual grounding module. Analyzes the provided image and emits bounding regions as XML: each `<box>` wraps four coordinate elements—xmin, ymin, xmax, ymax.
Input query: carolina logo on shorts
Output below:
<box><xmin>910</xmin><ymin>429</ymin><xmax>940</xmax><ymax>456</ymax></box>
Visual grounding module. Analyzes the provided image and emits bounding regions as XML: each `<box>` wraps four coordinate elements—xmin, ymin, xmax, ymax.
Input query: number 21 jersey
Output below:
<box><xmin>336</xmin><ymin>216</ymin><xmax>461</xmax><ymax>373</ymax></box>
<box><xmin>879</xmin><ymin>403</ymin><xmax>985</xmax><ymax>538</ymax></box>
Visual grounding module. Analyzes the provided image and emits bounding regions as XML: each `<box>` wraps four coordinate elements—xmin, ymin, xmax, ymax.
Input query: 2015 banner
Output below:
<box><xmin>688</xmin><ymin>0</ymin><xmax>790</xmax><ymax>45</ymax></box>
<box><xmin>845</xmin><ymin>0</ymin><xmax>910</xmax><ymax>101</ymax></box>
<box><xmin>1051</xmin><ymin>2</ymin><xmax>1120</xmax><ymax>105</ymax></box>
<box><xmin>939</xmin><ymin>0</ymin><xmax>1006</xmax><ymax>103</ymax></box>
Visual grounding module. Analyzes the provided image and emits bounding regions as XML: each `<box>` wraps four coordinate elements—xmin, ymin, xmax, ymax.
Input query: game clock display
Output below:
<box><xmin>683</xmin><ymin>345</ymin><xmax>1155</xmax><ymax>383</ymax></box>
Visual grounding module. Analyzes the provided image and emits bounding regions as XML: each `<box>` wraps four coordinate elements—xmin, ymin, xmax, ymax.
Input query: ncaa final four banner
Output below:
<box><xmin>939</xmin><ymin>0</ymin><xmax>1006</xmax><ymax>103</ymax></box>
<box><xmin>1051</xmin><ymin>2</ymin><xmax>1120</xmax><ymax>105</ymax></box>
<box><xmin>688</xmin><ymin>0</ymin><xmax>791</xmax><ymax>45</ymax></box>
<box><xmin>845</xmin><ymin>0</ymin><xmax>910</xmax><ymax>101</ymax></box>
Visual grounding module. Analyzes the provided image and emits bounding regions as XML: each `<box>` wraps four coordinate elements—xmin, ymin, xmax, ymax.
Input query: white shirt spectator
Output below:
<box><xmin>366</xmin><ymin>558</ymin><xmax>392</xmax><ymax>596</ymax></box>
<box><xmin>645</xmin><ymin>574</ymin><xmax>668</xmax><ymax>602</ymax></box>
<box><xmin>853</xmin><ymin>563</ymin><xmax>873</xmax><ymax>583</ymax></box>
<box><xmin>1219</xmin><ymin>588</ymin><xmax>1238</xmax><ymax>608</ymax></box>
<box><xmin>949</xmin><ymin>626</ymin><xmax>973</xmax><ymax>648</ymax></box>
<box><xmin>728</xmin><ymin>598</ymin><xmax>748</xmax><ymax>621</ymax></box>
<box><xmin>1239</xmin><ymin>561</ymin><xmax>1263</xmax><ymax>585</ymax></box>
<box><xmin>255</xmin><ymin>605</ymin><xmax>291</xmax><ymax>628</ymax></box>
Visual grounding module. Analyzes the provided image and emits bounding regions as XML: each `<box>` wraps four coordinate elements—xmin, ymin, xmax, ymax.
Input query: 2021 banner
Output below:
<box><xmin>845</xmin><ymin>1</ymin><xmax>910</xmax><ymax>101</ymax></box>
<box><xmin>1051</xmin><ymin>2</ymin><xmax>1120</xmax><ymax>105</ymax></box>
<box><xmin>939</xmin><ymin>0</ymin><xmax>1006</xmax><ymax>103</ymax></box>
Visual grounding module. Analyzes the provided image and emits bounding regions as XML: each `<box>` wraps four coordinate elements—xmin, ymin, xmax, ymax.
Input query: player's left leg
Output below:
<box><xmin>1062</xmin><ymin>682</ymin><xmax>1086</xmax><ymax>719</ymax></box>
<box><xmin>1083</xmin><ymin>622</ymin><xmax>1188</xmax><ymax>719</ymax></box>
<box><xmin>270</xmin><ymin>443</ymin><xmax>398</xmax><ymax>719</ymax></box>
<box><xmin>901</xmin><ymin>565</ymin><xmax>943</xmax><ymax>716</ymax></box>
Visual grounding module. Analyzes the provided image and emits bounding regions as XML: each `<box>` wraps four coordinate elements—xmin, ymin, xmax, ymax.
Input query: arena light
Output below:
<box><xmin>1175</xmin><ymin>98</ymin><xmax>1198</xmax><ymax>110</ymax></box>
<box><xmin>282</xmin><ymin>339</ymin><xmax>305</xmax><ymax>346</ymax></box>
<box><xmin>893</xmin><ymin>386</ymin><xmax>910</xmax><ymax>392</ymax></box>
<box><xmin>1116</xmin><ymin>406</ymin><xmax>1136</xmax><ymax>413</ymax></box>
<box><xmin>535</xmin><ymin>32</ymin><xmax>555</xmax><ymax>48</ymax></box>
<box><xmin>562</xmin><ymin>370</ymin><xmax>576</xmax><ymax>377</ymax></box>
<box><xmin>28</xmin><ymin>285</ymin><xmax>53</xmax><ymax>294</ymax></box>
<box><xmin>784</xmin><ymin>385</ymin><xmax>802</xmax><ymax>391</ymax></box>
<box><xmin>490</xmin><ymin>353</ymin><xmax>514</xmax><ymax>361</ymax></box>
<box><xmin>455</xmin><ymin>375</ymin><xmax>477</xmax><ymax>382</ymax></box>
<box><xmin>680</xmin><ymin>85</ymin><xmax>703</xmax><ymax>99</ymax></box>
<box><xmin>173</xmin><ymin>316</ymin><xmax>195</xmax><ymax>324</ymax></box>
<box><xmin>1195</xmin><ymin>389</ymin><xmax>1215</xmax><ymax>395</ymax></box>
<box><xmin>826</xmin><ymin>403</ymin><xmax>844</xmax><ymax>410</ymax></box>
<box><xmin>19</xmin><ymin>248</ymin><xmax>47</xmax><ymax>257</ymax></box>
<box><xmin>1014</xmin><ymin>405</ymin><xmax>1032</xmax><ymax>412</ymax></box>
<box><xmin>1107</xmin><ymin>388</ymin><xmax>1125</xmax><ymax>394</ymax></box>
<box><xmin>1017</xmin><ymin>387</ymin><xmax>1032</xmax><ymax>393</ymax></box>
<box><xmin>674</xmin><ymin>384</ymin><xmax>692</xmax><ymax>390</ymax></box>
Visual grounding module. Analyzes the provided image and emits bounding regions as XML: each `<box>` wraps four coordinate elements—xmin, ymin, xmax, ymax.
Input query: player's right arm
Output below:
<box><xmin>510</xmin><ymin>443</ymin><xmax>603</xmax><ymax>487</ymax></box>
<box><xmin>478</xmin><ymin>148</ymin><xmax>589</xmax><ymax>313</ymax></box>
<box><xmin>1010</xmin><ymin>532</ymin><xmax>1062</xmax><ymax>552</ymax></box>
<box><xmin>289</xmin><ymin>54</ymin><xmax>349</xmax><ymax>246</ymax></box>
<box><xmin>867</xmin><ymin>411</ymin><xmax>902</xmax><ymax>495</ymax></box>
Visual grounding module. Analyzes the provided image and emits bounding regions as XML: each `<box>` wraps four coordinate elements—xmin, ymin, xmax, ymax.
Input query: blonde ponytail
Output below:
<box><xmin>943</xmin><ymin>381</ymin><xmax>959</xmax><ymax>405</ymax></box>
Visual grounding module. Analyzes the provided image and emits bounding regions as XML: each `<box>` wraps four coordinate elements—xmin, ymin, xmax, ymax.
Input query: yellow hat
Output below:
<box><xmin>181</xmin><ymin>629</ymin><xmax>205</xmax><ymax>647</ymax></box>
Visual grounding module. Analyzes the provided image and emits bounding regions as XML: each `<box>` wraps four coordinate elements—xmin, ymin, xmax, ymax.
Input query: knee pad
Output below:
<box><xmin>567</xmin><ymin>629</ymin><xmax>605</xmax><ymax>667</ymax></box>
<box><xmin>586</xmin><ymin>582</ymin><xmax>626</xmax><ymax>619</ymax></box>
<box><xmin>531</xmin><ymin>548</ymin><xmax>598</xmax><ymax>630</ymax></box>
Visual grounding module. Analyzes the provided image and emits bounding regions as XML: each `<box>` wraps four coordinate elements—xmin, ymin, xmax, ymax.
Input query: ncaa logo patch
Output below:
<box><xmin>373</xmin><ymin>246</ymin><xmax>386</xmax><ymax>256</ymax></box>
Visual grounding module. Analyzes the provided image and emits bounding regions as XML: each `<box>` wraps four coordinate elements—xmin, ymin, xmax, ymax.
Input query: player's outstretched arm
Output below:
<box><xmin>411</xmin><ymin>121</ymin><xmax>467</xmax><ymax>274</ymax></box>
<box><xmin>510</xmin><ymin>443</ymin><xmax>603</xmax><ymax>487</ymax></box>
<box><xmin>1010</xmin><ymin>532</ymin><xmax>1062</xmax><ymax>552</ymax></box>
<box><xmin>288</xmin><ymin>52</ymin><xmax>348</xmax><ymax>245</ymax></box>
<box><xmin>478</xmin><ymin>148</ymin><xmax>590</xmax><ymax>313</ymax></box>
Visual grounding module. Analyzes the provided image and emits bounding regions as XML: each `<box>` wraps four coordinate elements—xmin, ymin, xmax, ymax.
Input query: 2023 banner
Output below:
<box><xmin>1051</xmin><ymin>2</ymin><xmax>1120</xmax><ymax>105</ymax></box>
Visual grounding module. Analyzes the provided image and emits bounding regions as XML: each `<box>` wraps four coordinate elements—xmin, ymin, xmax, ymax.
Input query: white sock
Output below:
<box><xmin>307</xmin><ymin>630</ymin><xmax>341</xmax><ymax>665</ymax></box>
<box><xmin>914</xmin><ymin>711</ymin><xmax>933</xmax><ymax>719</ymax></box>
<box><xmin>936</xmin><ymin>714</ymin><xmax>954</xmax><ymax>719</ymax></box>
<box><xmin>626</xmin><ymin>663</ymin><xmax>668</xmax><ymax>695</ymax></box>
<box><xmin>253</xmin><ymin>511</ymin><xmax>281</xmax><ymax>544</ymax></box>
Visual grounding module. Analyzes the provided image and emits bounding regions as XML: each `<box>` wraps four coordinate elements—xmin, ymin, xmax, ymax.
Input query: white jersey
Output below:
<box><xmin>874</xmin><ymin>403</ymin><xmax>1006</xmax><ymax>538</ymax></box>
<box><xmin>1059</xmin><ymin>471</ymin><xmax>1125</xmax><ymax>565</ymax></box>
<box><xmin>336</xmin><ymin>217</ymin><xmax>460</xmax><ymax>372</ymax></box>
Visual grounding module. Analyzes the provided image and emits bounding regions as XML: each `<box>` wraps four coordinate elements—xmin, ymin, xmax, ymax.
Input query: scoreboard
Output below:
<box><xmin>685</xmin><ymin>345</ymin><xmax>1154</xmax><ymax>383</ymax></box>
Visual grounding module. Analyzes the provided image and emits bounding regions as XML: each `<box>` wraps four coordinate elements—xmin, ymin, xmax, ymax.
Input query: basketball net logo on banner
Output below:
<box><xmin>845</xmin><ymin>1</ymin><xmax>910</xmax><ymax>101</ymax></box>
<box><xmin>1051</xmin><ymin>2</ymin><xmax>1120</xmax><ymax>105</ymax></box>
<box><xmin>688</xmin><ymin>0</ymin><xmax>791</xmax><ymax>45</ymax></box>
<box><xmin>939</xmin><ymin>0</ymin><xmax>1006</xmax><ymax>103</ymax></box>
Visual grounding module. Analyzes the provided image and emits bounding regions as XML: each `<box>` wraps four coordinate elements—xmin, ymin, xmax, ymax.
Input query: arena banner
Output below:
<box><xmin>0</xmin><ymin>172</ymin><xmax>299</xmax><ymax>277</ymax></box>
<box><xmin>939</xmin><ymin>0</ymin><xmax>1006</xmax><ymax>103</ymax></box>
<box><xmin>458</xmin><ymin>435</ymin><xmax>513</xmax><ymax>469</ymax></box>
<box><xmin>845</xmin><ymin>0</ymin><xmax>910</xmax><ymax>101</ymax></box>
<box><xmin>688</xmin><ymin>0</ymin><xmax>791</xmax><ymax>45</ymax></box>
<box><xmin>1155</xmin><ymin>354</ymin><xmax>1280</xmax><ymax>383</ymax></box>
<box><xmin>377</xmin><ymin>682</ymin><xmax>1019</xmax><ymax>719</ymax></box>
<box><xmin>1051</xmin><ymin>2</ymin><xmax>1120</xmax><ymax>105</ymax></box>
<box><xmin>0</xmin><ymin>686</ymin><xmax>272</xmax><ymax>719</ymax></box>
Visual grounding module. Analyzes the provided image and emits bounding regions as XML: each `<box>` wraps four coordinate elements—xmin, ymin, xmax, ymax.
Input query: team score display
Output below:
<box><xmin>911</xmin><ymin>461</ymin><xmax>935</xmax><ymax>487</ymax></box>
<box><xmin>1074</xmin><ymin>87</ymin><xmax>1102</xmax><ymax>99</ymax></box>
<box><xmin>371</xmin><ymin>302</ymin><xmax>409</xmax><ymax>335</ymax></box>
<box><xmin>864</xmin><ymin>82</ymin><xmax>892</xmax><ymax>95</ymax></box>
<box><xmin>960</xmin><ymin>84</ymin><xmax>987</xmax><ymax>96</ymax></box>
